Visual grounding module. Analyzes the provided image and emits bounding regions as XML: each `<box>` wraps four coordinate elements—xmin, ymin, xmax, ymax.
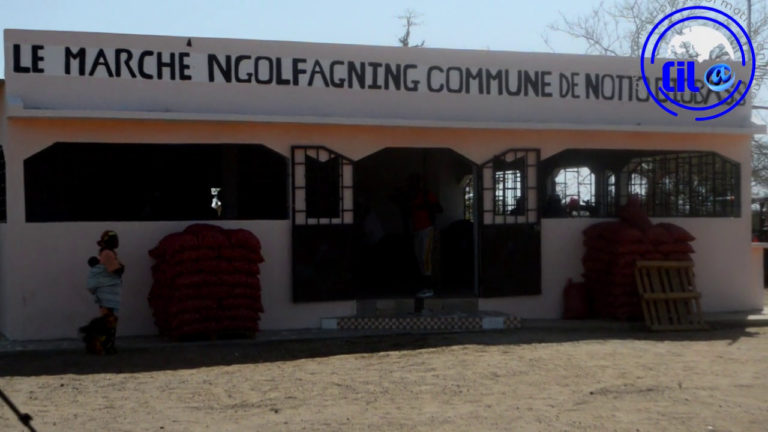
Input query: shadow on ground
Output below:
<box><xmin>0</xmin><ymin>325</ymin><xmax>761</xmax><ymax>377</ymax></box>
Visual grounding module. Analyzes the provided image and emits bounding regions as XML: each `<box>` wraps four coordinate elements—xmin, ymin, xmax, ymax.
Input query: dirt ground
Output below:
<box><xmin>1</xmin><ymin>325</ymin><xmax>768</xmax><ymax>432</ymax></box>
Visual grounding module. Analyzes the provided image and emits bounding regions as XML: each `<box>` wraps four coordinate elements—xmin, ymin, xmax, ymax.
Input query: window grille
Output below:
<box><xmin>482</xmin><ymin>150</ymin><xmax>539</xmax><ymax>224</ymax></box>
<box><xmin>621</xmin><ymin>152</ymin><xmax>739</xmax><ymax>217</ymax></box>
<box><xmin>606</xmin><ymin>171</ymin><xmax>616</xmax><ymax>217</ymax></box>
<box><xmin>292</xmin><ymin>146</ymin><xmax>354</xmax><ymax>225</ymax></box>
<box><xmin>554</xmin><ymin>167</ymin><xmax>595</xmax><ymax>217</ymax></box>
<box><xmin>463</xmin><ymin>175</ymin><xmax>474</xmax><ymax>221</ymax></box>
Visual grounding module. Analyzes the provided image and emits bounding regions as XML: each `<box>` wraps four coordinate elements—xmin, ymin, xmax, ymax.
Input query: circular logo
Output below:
<box><xmin>640</xmin><ymin>6</ymin><xmax>755</xmax><ymax>121</ymax></box>
<box><xmin>704</xmin><ymin>64</ymin><xmax>735</xmax><ymax>91</ymax></box>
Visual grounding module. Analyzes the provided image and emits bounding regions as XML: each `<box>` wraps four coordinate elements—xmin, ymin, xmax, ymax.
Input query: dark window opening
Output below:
<box><xmin>554</xmin><ymin>166</ymin><xmax>596</xmax><ymax>217</ymax></box>
<box><xmin>605</xmin><ymin>171</ymin><xmax>616</xmax><ymax>217</ymax></box>
<box><xmin>493</xmin><ymin>156</ymin><xmax>526</xmax><ymax>216</ymax></box>
<box><xmin>292</xmin><ymin>146</ymin><xmax>354</xmax><ymax>226</ymax></box>
<box><xmin>541</xmin><ymin>149</ymin><xmax>740</xmax><ymax>218</ymax></box>
<box><xmin>24</xmin><ymin>143</ymin><xmax>289</xmax><ymax>222</ymax></box>
<box><xmin>463</xmin><ymin>175</ymin><xmax>474</xmax><ymax>221</ymax></box>
<box><xmin>306</xmin><ymin>155</ymin><xmax>341</xmax><ymax>219</ymax></box>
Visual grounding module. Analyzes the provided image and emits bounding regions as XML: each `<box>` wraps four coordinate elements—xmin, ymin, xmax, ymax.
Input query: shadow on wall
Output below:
<box><xmin>0</xmin><ymin>326</ymin><xmax>759</xmax><ymax>377</ymax></box>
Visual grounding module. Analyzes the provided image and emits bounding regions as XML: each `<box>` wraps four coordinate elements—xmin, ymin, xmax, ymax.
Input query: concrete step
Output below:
<box><xmin>356</xmin><ymin>297</ymin><xmax>479</xmax><ymax>316</ymax></box>
<box><xmin>321</xmin><ymin>311</ymin><xmax>520</xmax><ymax>331</ymax></box>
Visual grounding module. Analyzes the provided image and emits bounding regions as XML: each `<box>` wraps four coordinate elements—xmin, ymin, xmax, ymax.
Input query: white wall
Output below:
<box><xmin>0</xmin><ymin>117</ymin><xmax>760</xmax><ymax>339</ymax></box>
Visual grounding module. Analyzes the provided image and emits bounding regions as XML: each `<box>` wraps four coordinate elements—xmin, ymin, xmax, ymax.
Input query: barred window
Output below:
<box><xmin>554</xmin><ymin>167</ymin><xmax>595</xmax><ymax>217</ymax></box>
<box><xmin>25</xmin><ymin>143</ymin><xmax>289</xmax><ymax>222</ymax></box>
<box><xmin>463</xmin><ymin>175</ymin><xmax>474</xmax><ymax>221</ymax></box>
<box><xmin>605</xmin><ymin>171</ymin><xmax>616</xmax><ymax>217</ymax></box>
<box><xmin>494</xmin><ymin>169</ymin><xmax>522</xmax><ymax>215</ymax></box>
<box><xmin>541</xmin><ymin>149</ymin><xmax>740</xmax><ymax>218</ymax></box>
<box><xmin>621</xmin><ymin>152</ymin><xmax>739</xmax><ymax>217</ymax></box>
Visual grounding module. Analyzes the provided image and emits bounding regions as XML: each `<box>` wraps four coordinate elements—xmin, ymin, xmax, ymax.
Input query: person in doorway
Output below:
<box><xmin>406</xmin><ymin>173</ymin><xmax>443</xmax><ymax>298</ymax></box>
<box><xmin>81</xmin><ymin>230</ymin><xmax>125</xmax><ymax>355</ymax></box>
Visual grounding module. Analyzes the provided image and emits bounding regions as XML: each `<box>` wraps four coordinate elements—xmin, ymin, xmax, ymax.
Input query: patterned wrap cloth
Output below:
<box><xmin>86</xmin><ymin>264</ymin><xmax>122</xmax><ymax>313</ymax></box>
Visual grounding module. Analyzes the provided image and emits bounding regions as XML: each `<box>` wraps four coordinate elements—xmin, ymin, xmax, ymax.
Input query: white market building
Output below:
<box><xmin>0</xmin><ymin>29</ymin><xmax>764</xmax><ymax>340</ymax></box>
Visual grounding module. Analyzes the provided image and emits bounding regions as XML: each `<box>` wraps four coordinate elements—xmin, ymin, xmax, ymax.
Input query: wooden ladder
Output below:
<box><xmin>634</xmin><ymin>260</ymin><xmax>707</xmax><ymax>331</ymax></box>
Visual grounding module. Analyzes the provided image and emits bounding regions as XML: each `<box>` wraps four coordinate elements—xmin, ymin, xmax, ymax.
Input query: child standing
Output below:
<box><xmin>83</xmin><ymin>230</ymin><xmax>125</xmax><ymax>354</ymax></box>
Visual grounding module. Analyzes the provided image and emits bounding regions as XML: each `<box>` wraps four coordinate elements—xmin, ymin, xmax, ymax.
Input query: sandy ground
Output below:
<box><xmin>1</xmin><ymin>325</ymin><xmax>768</xmax><ymax>432</ymax></box>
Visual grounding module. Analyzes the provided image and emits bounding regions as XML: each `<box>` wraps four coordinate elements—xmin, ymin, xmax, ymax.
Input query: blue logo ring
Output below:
<box><xmin>640</xmin><ymin>6</ymin><xmax>755</xmax><ymax>121</ymax></box>
<box><xmin>651</xmin><ymin>16</ymin><xmax>744</xmax><ymax>112</ymax></box>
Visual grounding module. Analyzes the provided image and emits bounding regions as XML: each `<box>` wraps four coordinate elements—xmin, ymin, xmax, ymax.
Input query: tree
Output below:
<box><xmin>398</xmin><ymin>9</ymin><xmax>425</xmax><ymax>47</ymax></box>
<box><xmin>546</xmin><ymin>0</ymin><xmax>768</xmax><ymax>191</ymax></box>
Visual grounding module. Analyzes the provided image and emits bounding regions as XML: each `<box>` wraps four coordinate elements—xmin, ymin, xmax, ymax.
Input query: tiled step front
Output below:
<box><xmin>321</xmin><ymin>313</ymin><xmax>521</xmax><ymax>331</ymax></box>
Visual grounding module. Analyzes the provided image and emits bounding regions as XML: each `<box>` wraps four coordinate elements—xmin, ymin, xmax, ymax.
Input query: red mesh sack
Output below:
<box><xmin>657</xmin><ymin>223</ymin><xmax>696</xmax><ymax>242</ymax></box>
<box><xmin>583</xmin><ymin>222</ymin><xmax>618</xmax><ymax>239</ymax></box>
<box><xmin>617</xmin><ymin>197</ymin><xmax>652</xmax><ymax>231</ymax></box>
<box><xmin>664</xmin><ymin>253</ymin><xmax>693</xmax><ymax>261</ymax></box>
<box><xmin>657</xmin><ymin>242</ymin><xmax>695</xmax><ymax>254</ymax></box>
<box><xmin>602</xmin><ymin>223</ymin><xmax>643</xmax><ymax>243</ymax></box>
<box><xmin>195</xmin><ymin>230</ymin><xmax>230</xmax><ymax>249</ymax></box>
<box><xmin>645</xmin><ymin>226</ymin><xmax>673</xmax><ymax>245</ymax></box>
<box><xmin>563</xmin><ymin>279</ymin><xmax>590</xmax><ymax>319</ymax></box>
<box><xmin>183</xmin><ymin>223</ymin><xmax>224</xmax><ymax>235</ymax></box>
<box><xmin>226</xmin><ymin>229</ymin><xmax>263</xmax><ymax>252</ymax></box>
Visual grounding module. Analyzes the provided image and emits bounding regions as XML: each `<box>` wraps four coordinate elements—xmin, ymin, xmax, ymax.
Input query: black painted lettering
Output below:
<box><xmin>570</xmin><ymin>72</ymin><xmax>580</xmax><ymax>99</ymax></box>
<box><xmin>138</xmin><ymin>50</ymin><xmax>155</xmax><ymax>80</ymax></box>
<box><xmin>384</xmin><ymin>63</ymin><xmax>401</xmax><ymax>90</ymax></box>
<box><xmin>235</xmin><ymin>55</ymin><xmax>253</xmax><ymax>83</ymax></box>
<box><xmin>523</xmin><ymin>71</ymin><xmax>539</xmax><ymax>97</ymax></box>
<box><xmin>446</xmin><ymin>67</ymin><xmax>463</xmax><ymax>93</ymax></box>
<box><xmin>156</xmin><ymin>52</ymin><xmax>176</xmax><ymax>80</ymax></box>
<box><xmin>540</xmin><ymin>71</ymin><xmax>553</xmax><ymax>97</ymax></box>
<box><xmin>292</xmin><ymin>58</ymin><xmax>307</xmax><ymax>85</ymax></box>
<box><xmin>427</xmin><ymin>66</ymin><xmax>444</xmax><ymax>92</ymax></box>
<box><xmin>115</xmin><ymin>49</ymin><xmax>136</xmax><ymax>78</ymax></box>
<box><xmin>368</xmin><ymin>62</ymin><xmax>383</xmax><ymax>89</ymax></box>
<box><xmin>329</xmin><ymin>60</ymin><xmax>346</xmax><ymax>88</ymax></box>
<box><xmin>308</xmin><ymin>60</ymin><xmax>330</xmax><ymax>87</ymax></box>
<box><xmin>585</xmin><ymin>73</ymin><xmax>600</xmax><ymax>99</ymax></box>
<box><xmin>88</xmin><ymin>49</ymin><xmax>114</xmax><ymax>77</ymax></box>
<box><xmin>601</xmin><ymin>74</ymin><xmax>615</xmax><ymax>100</ymax></box>
<box><xmin>504</xmin><ymin>70</ymin><xmax>522</xmax><ymax>96</ymax></box>
<box><xmin>254</xmin><ymin>56</ymin><xmax>273</xmax><ymax>84</ymax></box>
<box><xmin>65</xmin><ymin>47</ymin><xmax>86</xmax><ymax>76</ymax></box>
<box><xmin>485</xmin><ymin>69</ymin><xmax>503</xmax><ymax>95</ymax></box>
<box><xmin>179</xmin><ymin>52</ymin><xmax>192</xmax><ymax>80</ymax></box>
<box><xmin>31</xmin><ymin>45</ymin><xmax>44</xmax><ymax>73</ymax></box>
<box><xmin>464</xmin><ymin>68</ymin><xmax>483</xmax><ymax>94</ymax></box>
<box><xmin>208</xmin><ymin>54</ymin><xmax>232</xmax><ymax>83</ymax></box>
<box><xmin>348</xmin><ymin>62</ymin><xmax>366</xmax><ymax>89</ymax></box>
<box><xmin>559</xmin><ymin>73</ymin><xmax>571</xmax><ymax>97</ymax></box>
<box><xmin>13</xmin><ymin>44</ymin><xmax>31</xmax><ymax>73</ymax></box>
<box><xmin>275</xmin><ymin>57</ymin><xmax>291</xmax><ymax>85</ymax></box>
<box><xmin>404</xmin><ymin>64</ymin><xmax>419</xmax><ymax>91</ymax></box>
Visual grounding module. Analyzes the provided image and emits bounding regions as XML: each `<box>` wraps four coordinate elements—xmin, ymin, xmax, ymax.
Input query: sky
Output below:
<box><xmin>0</xmin><ymin>0</ymin><xmax>599</xmax><ymax>77</ymax></box>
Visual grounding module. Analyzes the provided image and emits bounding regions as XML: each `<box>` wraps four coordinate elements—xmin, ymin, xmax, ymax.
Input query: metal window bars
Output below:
<box><xmin>620</xmin><ymin>152</ymin><xmax>740</xmax><ymax>217</ymax></box>
<box><xmin>292</xmin><ymin>146</ymin><xmax>354</xmax><ymax>226</ymax></box>
<box><xmin>482</xmin><ymin>149</ymin><xmax>539</xmax><ymax>225</ymax></box>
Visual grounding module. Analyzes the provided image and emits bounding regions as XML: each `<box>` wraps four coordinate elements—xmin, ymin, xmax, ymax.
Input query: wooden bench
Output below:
<box><xmin>634</xmin><ymin>260</ymin><xmax>707</xmax><ymax>331</ymax></box>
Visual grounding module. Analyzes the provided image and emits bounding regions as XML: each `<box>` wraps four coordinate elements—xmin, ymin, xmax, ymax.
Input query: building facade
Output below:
<box><xmin>1</xmin><ymin>29</ymin><xmax>763</xmax><ymax>340</ymax></box>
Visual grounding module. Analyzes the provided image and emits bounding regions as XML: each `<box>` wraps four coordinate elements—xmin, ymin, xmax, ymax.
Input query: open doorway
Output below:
<box><xmin>354</xmin><ymin>148</ymin><xmax>477</xmax><ymax>299</ymax></box>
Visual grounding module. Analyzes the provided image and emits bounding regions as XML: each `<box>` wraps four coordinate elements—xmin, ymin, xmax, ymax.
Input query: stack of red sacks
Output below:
<box><xmin>148</xmin><ymin>224</ymin><xmax>265</xmax><ymax>338</ymax></box>
<box><xmin>580</xmin><ymin>201</ymin><xmax>695</xmax><ymax>320</ymax></box>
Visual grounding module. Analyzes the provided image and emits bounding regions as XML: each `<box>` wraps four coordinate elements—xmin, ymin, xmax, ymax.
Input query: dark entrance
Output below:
<box><xmin>290</xmin><ymin>145</ymin><xmax>542</xmax><ymax>302</ymax></box>
<box><xmin>354</xmin><ymin>148</ymin><xmax>478</xmax><ymax>298</ymax></box>
<box><xmin>478</xmin><ymin>149</ymin><xmax>541</xmax><ymax>297</ymax></box>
